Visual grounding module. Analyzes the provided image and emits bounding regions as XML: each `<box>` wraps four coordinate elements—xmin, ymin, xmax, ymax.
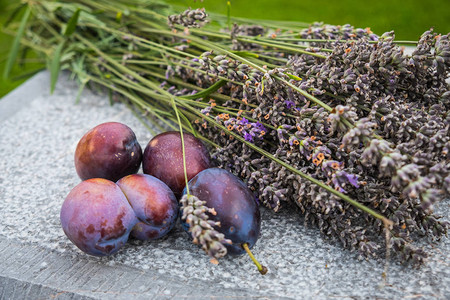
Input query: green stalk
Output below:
<box><xmin>3</xmin><ymin>5</ymin><xmax>31</xmax><ymax>79</ymax></box>
<box><xmin>187</xmin><ymin>27</ymin><xmax>333</xmax><ymax>54</ymax></box>
<box><xmin>123</xmin><ymin>101</ymin><xmax>158</xmax><ymax>136</ymax></box>
<box><xmin>96</xmin><ymin>56</ymin><xmax>252</xmax><ymax>128</ymax></box>
<box><xmin>264</xmin><ymin>37</ymin><xmax>419</xmax><ymax>45</ymax></box>
<box><xmin>171</xmin><ymin>97</ymin><xmax>190</xmax><ymax>195</ymax></box>
<box><xmin>236</xmin><ymin>37</ymin><xmax>331</xmax><ymax>56</ymax></box>
<box><xmin>227</xmin><ymin>1</ymin><xmax>231</xmax><ymax>31</ymax></box>
<box><xmin>129</xmin><ymin>64</ymin><xmax>254</xmax><ymax>107</ymax></box>
<box><xmin>209</xmin><ymin>13</ymin><xmax>310</xmax><ymax>31</ymax></box>
<box><xmin>76</xmin><ymin>34</ymin><xmax>172</xmax><ymax>97</ymax></box>
<box><xmin>173</xmin><ymin>33</ymin><xmax>337</xmax><ymax>115</ymax></box>
<box><xmin>242</xmin><ymin>243</ymin><xmax>268</xmax><ymax>275</ymax></box>
<box><xmin>89</xmin><ymin>62</ymin><xmax>220</xmax><ymax>147</ymax></box>
<box><xmin>254</xmin><ymin>53</ymin><xmax>288</xmax><ymax>63</ymax></box>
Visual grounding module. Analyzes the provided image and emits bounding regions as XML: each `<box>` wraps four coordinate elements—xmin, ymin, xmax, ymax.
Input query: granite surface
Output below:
<box><xmin>0</xmin><ymin>71</ymin><xmax>449</xmax><ymax>299</ymax></box>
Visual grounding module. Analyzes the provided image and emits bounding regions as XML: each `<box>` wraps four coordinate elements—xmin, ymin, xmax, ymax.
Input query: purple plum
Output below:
<box><xmin>60</xmin><ymin>178</ymin><xmax>138</xmax><ymax>256</ymax></box>
<box><xmin>75</xmin><ymin>122</ymin><xmax>142</xmax><ymax>182</ymax></box>
<box><xmin>117</xmin><ymin>174</ymin><xmax>178</xmax><ymax>240</ymax></box>
<box><xmin>142</xmin><ymin>131</ymin><xmax>211</xmax><ymax>196</ymax></box>
<box><xmin>181</xmin><ymin>168</ymin><xmax>261</xmax><ymax>255</ymax></box>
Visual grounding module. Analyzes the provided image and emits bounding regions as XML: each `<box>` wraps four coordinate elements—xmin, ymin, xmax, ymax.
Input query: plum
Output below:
<box><xmin>181</xmin><ymin>168</ymin><xmax>261</xmax><ymax>255</ymax></box>
<box><xmin>142</xmin><ymin>131</ymin><xmax>211</xmax><ymax>196</ymax></box>
<box><xmin>75</xmin><ymin>122</ymin><xmax>142</xmax><ymax>182</ymax></box>
<box><xmin>116</xmin><ymin>174</ymin><xmax>178</xmax><ymax>240</ymax></box>
<box><xmin>60</xmin><ymin>178</ymin><xmax>138</xmax><ymax>256</ymax></box>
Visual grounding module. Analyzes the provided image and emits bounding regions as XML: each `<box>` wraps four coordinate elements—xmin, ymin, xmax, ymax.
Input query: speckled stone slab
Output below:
<box><xmin>0</xmin><ymin>71</ymin><xmax>449</xmax><ymax>299</ymax></box>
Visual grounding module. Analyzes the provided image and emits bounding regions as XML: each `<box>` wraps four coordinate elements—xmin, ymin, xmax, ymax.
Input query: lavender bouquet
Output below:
<box><xmin>4</xmin><ymin>0</ymin><xmax>449</xmax><ymax>266</ymax></box>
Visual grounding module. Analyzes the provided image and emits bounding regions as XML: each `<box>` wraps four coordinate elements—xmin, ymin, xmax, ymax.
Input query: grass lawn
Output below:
<box><xmin>1</xmin><ymin>0</ymin><xmax>449</xmax><ymax>98</ymax></box>
<box><xmin>0</xmin><ymin>0</ymin><xmax>44</xmax><ymax>97</ymax></box>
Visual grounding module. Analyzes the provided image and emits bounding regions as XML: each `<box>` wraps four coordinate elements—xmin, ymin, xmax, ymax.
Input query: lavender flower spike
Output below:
<box><xmin>180</xmin><ymin>194</ymin><xmax>232</xmax><ymax>261</ymax></box>
<box><xmin>168</xmin><ymin>8</ymin><xmax>208</xmax><ymax>28</ymax></box>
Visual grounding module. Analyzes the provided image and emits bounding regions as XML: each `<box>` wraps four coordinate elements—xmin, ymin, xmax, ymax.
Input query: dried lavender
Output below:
<box><xmin>180</xmin><ymin>194</ymin><xmax>232</xmax><ymax>261</ymax></box>
<box><xmin>169</xmin><ymin>29</ymin><xmax>449</xmax><ymax>265</ymax></box>
<box><xmin>168</xmin><ymin>8</ymin><xmax>208</xmax><ymax>28</ymax></box>
<box><xmin>300</xmin><ymin>22</ymin><xmax>380</xmax><ymax>42</ymax></box>
<box><xmin>231</xmin><ymin>23</ymin><xmax>265</xmax><ymax>51</ymax></box>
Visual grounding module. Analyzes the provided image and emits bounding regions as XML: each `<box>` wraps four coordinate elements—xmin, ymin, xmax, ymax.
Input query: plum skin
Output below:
<box><xmin>60</xmin><ymin>178</ymin><xmax>138</xmax><ymax>256</ymax></box>
<box><xmin>75</xmin><ymin>122</ymin><xmax>143</xmax><ymax>182</ymax></box>
<box><xmin>142</xmin><ymin>131</ymin><xmax>211</xmax><ymax>196</ymax></box>
<box><xmin>182</xmin><ymin>168</ymin><xmax>261</xmax><ymax>255</ymax></box>
<box><xmin>116</xmin><ymin>174</ymin><xmax>178</xmax><ymax>240</ymax></box>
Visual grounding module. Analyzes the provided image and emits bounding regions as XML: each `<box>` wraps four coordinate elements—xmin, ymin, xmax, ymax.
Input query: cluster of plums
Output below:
<box><xmin>60</xmin><ymin>122</ymin><xmax>261</xmax><ymax>257</ymax></box>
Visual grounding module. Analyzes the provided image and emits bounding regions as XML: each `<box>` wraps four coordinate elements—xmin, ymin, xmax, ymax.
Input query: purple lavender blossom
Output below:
<box><xmin>244</xmin><ymin>131</ymin><xmax>254</xmax><ymax>142</ymax></box>
<box><xmin>285</xmin><ymin>100</ymin><xmax>295</xmax><ymax>109</ymax></box>
<box><xmin>288</xmin><ymin>136</ymin><xmax>299</xmax><ymax>146</ymax></box>
<box><xmin>369</xmin><ymin>34</ymin><xmax>379</xmax><ymax>41</ymax></box>
<box><xmin>255</xmin><ymin>122</ymin><xmax>266</xmax><ymax>131</ymax></box>
<box><xmin>345</xmin><ymin>173</ymin><xmax>359</xmax><ymax>188</ymax></box>
<box><xmin>331</xmin><ymin>175</ymin><xmax>346</xmax><ymax>193</ymax></box>
<box><xmin>239</xmin><ymin>117</ymin><xmax>249</xmax><ymax>125</ymax></box>
<box><xmin>331</xmin><ymin>171</ymin><xmax>360</xmax><ymax>193</ymax></box>
<box><xmin>222</xmin><ymin>117</ymin><xmax>267</xmax><ymax>143</ymax></box>
<box><xmin>321</xmin><ymin>160</ymin><xmax>343</xmax><ymax>176</ymax></box>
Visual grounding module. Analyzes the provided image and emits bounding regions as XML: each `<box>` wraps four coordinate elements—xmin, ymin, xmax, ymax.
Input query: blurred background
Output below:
<box><xmin>1</xmin><ymin>0</ymin><xmax>449</xmax><ymax>97</ymax></box>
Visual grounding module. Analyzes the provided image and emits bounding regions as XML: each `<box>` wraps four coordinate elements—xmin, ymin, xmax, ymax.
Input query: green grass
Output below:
<box><xmin>1</xmin><ymin>0</ymin><xmax>449</xmax><ymax>98</ymax></box>
<box><xmin>0</xmin><ymin>0</ymin><xmax>25</xmax><ymax>97</ymax></box>
<box><xmin>0</xmin><ymin>0</ymin><xmax>44</xmax><ymax>97</ymax></box>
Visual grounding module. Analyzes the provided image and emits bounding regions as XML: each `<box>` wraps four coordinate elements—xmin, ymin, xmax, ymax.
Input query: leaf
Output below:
<box><xmin>3</xmin><ymin>5</ymin><xmax>31</xmax><ymax>80</ymax></box>
<box><xmin>75</xmin><ymin>79</ymin><xmax>88</xmax><ymax>104</ymax></box>
<box><xmin>181</xmin><ymin>79</ymin><xmax>227</xmax><ymax>100</ymax></box>
<box><xmin>3</xmin><ymin>3</ymin><xmax>26</xmax><ymax>29</ymax></box>
<box><xmin>286</xmin><ymin>73</ymin><xmax>302</xmax><ymax>81</ymax></box>
<box><xmin>64</xmin><ymin>8</ymin><xmax>81</xmax><ymax>37</ymax></box>
<box><xmin>50</xmin><ymin>41</ymin><xmax>65</xmax><ymax>94</ymax></box>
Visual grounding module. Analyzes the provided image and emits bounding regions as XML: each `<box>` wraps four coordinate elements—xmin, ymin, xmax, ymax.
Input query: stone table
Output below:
<box><xmin>0</xmin><ymin>71</ymin><xmax>449</xmax><ymax>299</ymax></box>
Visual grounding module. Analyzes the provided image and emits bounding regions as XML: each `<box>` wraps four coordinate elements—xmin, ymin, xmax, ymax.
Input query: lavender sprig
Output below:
<box><xmin>180</xmin><ymin>194</ymin><xmax>232</xmax><ymax>262</ymax></box>
<box><xmin>168</xmin><ymin>8</ymin><xmax>208</xmax><ymax>29</ymax></box>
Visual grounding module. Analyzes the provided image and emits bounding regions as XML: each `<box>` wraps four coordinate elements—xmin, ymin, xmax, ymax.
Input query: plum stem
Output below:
<box><xmin>242</xmin><ymin>243</ymin><xmax>268</xmax><ymax>275</ymax></box>
<box><xmin>171</xmin><ymin>96</ymin><xmax>190</xmax><ymax>195</ymax></box>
